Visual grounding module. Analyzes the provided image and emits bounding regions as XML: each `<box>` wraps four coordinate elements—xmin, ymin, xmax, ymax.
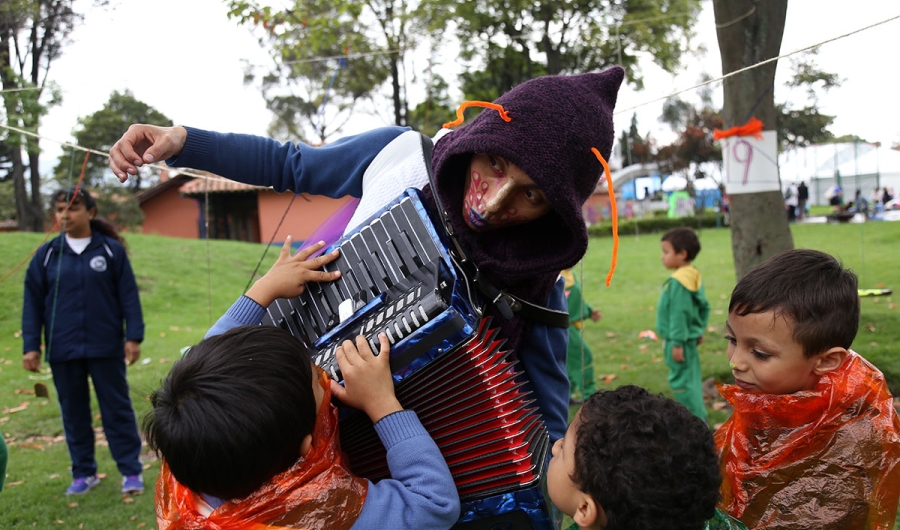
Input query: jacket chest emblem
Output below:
<box><xmin>89</xmin><ymin>256</ymin><xmax>108</xmax><ymax>272</ymax></box>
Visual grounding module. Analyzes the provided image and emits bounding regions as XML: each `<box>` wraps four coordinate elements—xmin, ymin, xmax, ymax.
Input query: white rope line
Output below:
<box><xmin>615</xmin><ymin>12</ymin><xmax>900</xmax><ymax>116</ymax></box>
<box><xmin>0</xmin><ymin>87</ymin><xmax>41</xmax><ymax>94</ymax></box>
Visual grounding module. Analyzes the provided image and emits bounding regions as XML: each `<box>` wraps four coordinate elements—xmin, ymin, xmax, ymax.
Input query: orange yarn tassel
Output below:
<box><xmin>591</xmin><ymin>148</ymin><xmax>618</xmax><ymax>286</ymax></box>
<box><xmin>713</xmin><ymin>117</ymin><xmax>764</xmax><ymax>141</ymax></box>
<box><xmin>443</xmin><ymin>101</ymin><xmax>512</xmax><ymax>128</ymax></box>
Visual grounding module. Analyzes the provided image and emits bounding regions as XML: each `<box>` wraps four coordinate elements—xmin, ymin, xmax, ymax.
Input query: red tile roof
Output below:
<box><xmin>179</xmin><ymin>176</ymin><xmax>267</xmax><ymax>196</ymax></box>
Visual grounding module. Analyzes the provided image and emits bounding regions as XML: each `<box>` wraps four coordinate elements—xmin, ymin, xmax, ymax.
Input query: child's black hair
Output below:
<box><xmin>728</xmin><ymin>248</ymin><xmax>859</xmax><ymax>358</ymax></box>
<box><xmin>573</xmin><ymin>385</ymin><xmax>720</xmax><ymax>530</ymax></box>
<box><xmin>52</xmin><ymin>187</ymin><xmax>124</xmax><ymax>246</ymax></box>
<box><xmin>661</xmin><ymin>227</ymin><xmax>701</xmax><ymax>261</ymax></box>
<box><xmin>143</xmin><ymin>325</ymin><xmax>318</xmax><ymax>499</ymax></box>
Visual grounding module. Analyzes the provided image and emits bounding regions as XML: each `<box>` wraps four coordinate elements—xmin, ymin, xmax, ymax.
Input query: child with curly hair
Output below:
<box><xmin>546</xmin><ymin>385</ymin><xmax>741</xmax><ymax>530</ymax></box>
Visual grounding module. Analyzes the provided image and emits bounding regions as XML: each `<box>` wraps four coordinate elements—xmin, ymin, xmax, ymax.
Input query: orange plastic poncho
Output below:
<box><xmin>715</xmin><ymin>351</ymin><xmax>900</xmax><ymax>530</ymax></box>
<box><xmin>156</xmin><ymin>369</ymin><xmax>368</xmax><ymax>530</ymax></box>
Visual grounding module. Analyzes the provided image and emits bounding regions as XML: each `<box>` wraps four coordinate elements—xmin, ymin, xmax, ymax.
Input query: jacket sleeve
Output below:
<box><xmin>517</xmin><ymin>277</ymin><xmax>569</xmax><ymax>442</ymax></box>
<box><xmin>168</xmin><ymin>126</ymin><xmax>409</xmax><ymax>198</ymax></box>
<box><xmin>114</xmin><ymin>247</ymin><xmax>145</xmax><ymax>343</ymax></box>
<box><xmin>205</xmin><ymin>295</ymin><xmax>267</xmax><ymax>339</ymax></box>
<box><xmin>22</xmin><ymin>245</ymin><xmax>48</xmax><ymax>353</ymax></box>
<box><xmin>351</xmin><ymin>410</ymin><xmax>460</xmax><ymax>530</ymax></box>
<box><xmin>697</xmin><ymin>285</ymin><xmax>711</xmax><ymax>331</ymax></box>
<box><xmin>665</xmin><ymin>281</ymin><xmax>693</xmax><ymax>347</ymax></box>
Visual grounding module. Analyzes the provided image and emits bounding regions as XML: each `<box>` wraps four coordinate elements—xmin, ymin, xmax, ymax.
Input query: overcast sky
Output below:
<box><xmin>35</xmin><ymin>0</ymin><xmax>900</xmax><ymax>173</ymax></box>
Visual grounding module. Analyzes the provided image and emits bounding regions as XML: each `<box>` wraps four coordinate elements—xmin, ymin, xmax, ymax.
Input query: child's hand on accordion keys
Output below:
<box><xmin>246</xmin><ymin>236</ymin><xmax>341</xmax><ymax>308</ymax></box>
<box><xmin>330</xmin><ymin>333</ymin><xmax>403</xmax><ymax>423</ymax></box>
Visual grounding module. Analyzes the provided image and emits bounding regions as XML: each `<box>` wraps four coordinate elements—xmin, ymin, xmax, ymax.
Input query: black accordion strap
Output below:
<box><xmin>419</xmin><ymin>133</ymin><xmax>569</xmax><ymax>329</ymax></box>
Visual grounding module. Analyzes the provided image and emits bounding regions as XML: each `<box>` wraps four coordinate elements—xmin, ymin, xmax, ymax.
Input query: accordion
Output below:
<box><xmin>262</xmin><ymin>189</ymin><xmax>557</xmax><ymax>529</ymax></box>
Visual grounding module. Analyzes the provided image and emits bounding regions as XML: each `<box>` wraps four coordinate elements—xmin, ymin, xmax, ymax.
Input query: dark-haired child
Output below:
<box><xmin>546</xmin><ymin>385</ymin><xmax>740</xmax><ymax>530</ymax></box>
<box><xmin>144</xmin><ymin>238</ymin><xmax>459</xmax><ymax>530</ymax></box>
<box><xmin>717</xmin><ymin>248</ymin><xmax>900</xmax><ymax>529</ymax></box>
<box><xmin>22</xmin><ymin>187</ymin><xmax>145</xmax><ymax>495</ymax></box>
<box><xmin>656</xmin><ymin>227</ymin><xmax>710</xmax><ymax>420</ymax></box>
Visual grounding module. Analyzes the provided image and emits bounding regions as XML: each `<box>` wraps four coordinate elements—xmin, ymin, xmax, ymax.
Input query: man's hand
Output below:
<box><xmin>125</xmin><ymin>340</ymin><xmax>141</xmax><ymax>366</ymax></box>
<box><xmin>590</xmin><ymin>309</ymin><xmax>602</xmax><ymax>322</ymax></box>
<box><xmin>23</xmin><ymin>350</ymin><xmax>41</xmax><ymax>372</ymax></box>
<box><xmin>330</xmin><ymin>334</ymin><xmax>402</xmax><ymax>423</ymax></box>
<box><xmin>108</xmin><ymin>124</ymin><xmax>188</xmax><ymax>183</ymax></box>
<box><xmin>245</xmin><ymin>237</ymin><xmax>341</xmax><ymax>308</ymax></box>
<box><xmin>672</xmin><ymin>345</ymin><xmax>685</xmax><ymax>363</ymax></box>
<box><xmin>697</xmin><ymin>335</ymin><xmax>704</xmax><ymax>346</ymax></box>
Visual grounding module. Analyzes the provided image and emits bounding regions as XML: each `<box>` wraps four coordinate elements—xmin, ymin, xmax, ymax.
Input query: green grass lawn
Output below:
<box><xmin>0</xmin><ymin>221</ymin><xmax>898</xmax><ymax>528</ymax></box>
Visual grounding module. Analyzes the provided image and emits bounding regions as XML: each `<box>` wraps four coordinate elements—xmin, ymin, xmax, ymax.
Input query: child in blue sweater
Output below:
<box><xmin>143</xmin><ymin>237</ymin><xmax>459</xmax><ymax>530</ymax></box>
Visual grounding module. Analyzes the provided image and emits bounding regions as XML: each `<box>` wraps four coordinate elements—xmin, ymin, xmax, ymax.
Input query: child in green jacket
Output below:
<box><xmin>561</xmin><ymin>268</ymin><xmax>602</xmax><ymax>404</ymax></box>
<box><xmin>656</xmin><ymin>227</ymin><xmax>710</xmax><ymax>420</ymax></box>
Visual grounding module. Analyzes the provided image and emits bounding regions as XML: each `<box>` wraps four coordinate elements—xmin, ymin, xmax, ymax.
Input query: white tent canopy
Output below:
<box><xmin>778</xmin><ymin>142</ymin><xmax>900</xmax><ymax>204</ymax></box>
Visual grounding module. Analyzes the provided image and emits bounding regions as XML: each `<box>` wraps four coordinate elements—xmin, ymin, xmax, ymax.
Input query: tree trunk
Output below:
<box><xmin>713</xmin><ymin>0</ymin><xmax>793</xmax><ymax>280</ymax></box>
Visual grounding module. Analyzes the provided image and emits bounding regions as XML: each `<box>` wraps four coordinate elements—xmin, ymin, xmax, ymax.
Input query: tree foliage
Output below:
<box><xmin>53</xmin><ymin>90</ymin><xmax>172</xmax><ymax>191</ymax></box>
<box><xmin>226</xmin><ymin>0</ymin><xmax>412</xmax><ymax>142</ymax></box>
<box><xmin>775</xmin><ymin>50</ymin><xmax>841</xmax><ymax>151</ymax></box>
<box><xmin>655</xmin><ymin>78</ymin><xmax>722</xmax><ymax>192</ymax></box>
<box><xmin>0</xmin><ymin>0</ymin><xmax>79</xmax><ymax>231</ymax></box>
<box><xmin>449</xmin><ymin>0</ymin><xmax>703</xmax><ymax>100</ymax></box>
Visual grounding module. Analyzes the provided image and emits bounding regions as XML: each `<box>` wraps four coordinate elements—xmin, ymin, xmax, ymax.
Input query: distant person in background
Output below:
<box><xmin>851</xmin><ymin>189</ymin><xmax>869</xmax><ymax>219</ymax></box>
<box><xmin>797</xmin><ymin>181</ymin><xmax>809</xmax><ymax>220</ymax></box>
<box><xmin>882</xmin><ymin>187</ymin><xmax>894</xmax><ymax>206</ymax></box>
<box><xmin>656</xmin><ymin>227</ymin><xmax>710</xmax><ymax>421</ymax></box>
<box><xmin>21</xmin><ymin>187</ymin><xmax>145</xmax><ymax>496</ymax></box>
<box><xmin>829</xmin><ymin>186</ymin><xmax>844</xmax><ymax>210</ymax></box>
<box><xmin>784</xmin><ymin>182</ymin><xmax>799</xmax><ymax>222</ymax></box>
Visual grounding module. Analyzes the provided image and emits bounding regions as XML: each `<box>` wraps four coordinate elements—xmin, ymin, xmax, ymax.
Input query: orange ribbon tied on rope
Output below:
<box><xmin>713</xmin><ymin>117</ymin><xmax>764</xmax><ymax>141</ymax></box>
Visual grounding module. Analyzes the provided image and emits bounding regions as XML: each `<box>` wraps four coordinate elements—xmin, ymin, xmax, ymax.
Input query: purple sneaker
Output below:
<box><xmin>66</xmin><ymin>475</ymin><xmax>100</xmax><ymax>495</ymax></box>
<box><xmin>121</xmin><ymin>474</ymin><xmax>144</xmax><ymax>494</ymax></box>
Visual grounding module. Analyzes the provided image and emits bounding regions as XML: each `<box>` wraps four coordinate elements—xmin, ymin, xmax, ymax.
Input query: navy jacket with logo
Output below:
<box><xmin>22</xmin><ymin>232</ymin><xmax>144</xmax><ymax>362</ymax></box>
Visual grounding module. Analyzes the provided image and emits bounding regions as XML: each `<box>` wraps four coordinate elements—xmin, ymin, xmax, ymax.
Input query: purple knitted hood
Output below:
<box><xmin>429</xmin><ymin>67</ymin><xmax>625</xmax><ymax>297</ymax></box>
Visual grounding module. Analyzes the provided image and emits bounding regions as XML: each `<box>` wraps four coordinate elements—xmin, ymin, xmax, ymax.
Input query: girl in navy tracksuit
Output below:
<box><xmin>22</xmin><ymin>187</ymin><xmax>145</xmax><ymax>495</ymax></box>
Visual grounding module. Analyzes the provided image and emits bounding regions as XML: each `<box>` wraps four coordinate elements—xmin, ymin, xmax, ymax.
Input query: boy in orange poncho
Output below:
<box><xmin>143</xmin><ymin>239</ymin><xmax>459</xmax><ymax>530</ymax></box>
<box><xmin>717</xmin><ymin>248</ymin><xmax>900</xmax><ymax>529</ymax></box>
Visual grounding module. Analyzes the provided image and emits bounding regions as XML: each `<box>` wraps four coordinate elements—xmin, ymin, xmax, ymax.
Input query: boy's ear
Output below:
<box><xmin>813</xmin><ymin>347</ymin><xmax>849</xmax><ymax>376</ymax></box>
<box><xmin>572</xmin><ymin>494</ymin><xmax>607</xmax><ymax>529</ymax></box>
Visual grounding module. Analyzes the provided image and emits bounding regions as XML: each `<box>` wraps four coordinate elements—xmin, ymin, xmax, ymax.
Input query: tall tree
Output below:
<box><xmin>227</xmin><ymin>0</ymin><xmax>411</xmax><ymax>142</ymax></box>
<box><xmin>0</xmin><ymin>0</ymin><xmax>78</xmax><ymax>231</ymax></box>
<box><xmin>53</xmin><ymin>90</ymin><xmax>172</xmax><ymax>191</ymax></box>
<box><xmin>619</xmin><ymin>113</ymin><xmax>654</xmax><ymax>167</ymax></box>
<box><xmin>713</xmin><ymin>0</ymin><xmax>792</xmax><ymax>279</ymax></box>
<box><xmin>450</xmin><ymin>0</ymin><xmax>703</xmax><ymax>100</ymax></box>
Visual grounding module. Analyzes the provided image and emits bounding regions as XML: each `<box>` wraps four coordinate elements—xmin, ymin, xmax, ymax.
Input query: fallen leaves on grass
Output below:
<box><xmin>4</xmin><ymin>401</ymin><xmax>30</xmax><ymax>413</ymax></box>
<box><xmin>597</xmin><ymin>374</ymin><xmax>617</xmax><ymax>385</ymax></box>
<box><xmin>6</xmin><ymin>480</ymin><xmax>23</xmax><ymax>487</ymax></box>
<box><xmin>122</xmin><ymin>496</ymin><xmax>135</xmax><ymax>504</ymax></box>
<box><xmin>68</xmin><ymin>502</ymin><xmax>78</xmax><ymax>508</ymax></box>
<box><xmin>865</xmin><ymin>322</ymin><xmax>876</xmax><ymax>332</ymax></box>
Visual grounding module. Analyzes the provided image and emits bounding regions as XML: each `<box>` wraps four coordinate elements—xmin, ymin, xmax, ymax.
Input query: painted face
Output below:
<box><xmin>725</xmin><ymin>311</ymin><xmax>821</xmax><ymax>394</ymax></box>
<box><xmin>55</xmin><ymin>199</ymin><xmax>94</xmax><ymax>238</ymax></box>
<box><xmin>547</xmin><ymin>410</ymin><xmax>584</xmax><ymax>518</ymax></box>
<box><xmin>461</xmin><ymin>154</ymin><xmax>551</xmax><ymax>232</ymax></box>
<box><xmin>660</xmin><ymin>240</ymin><xmax>687</xmax><ymax>270</ymax></box>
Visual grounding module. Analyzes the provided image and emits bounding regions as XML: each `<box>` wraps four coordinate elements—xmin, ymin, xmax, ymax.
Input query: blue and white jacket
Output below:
<box><xmin>22</xmin><ymin>232</ymin><xmax>144</xmax><ymax>362</ymax></box>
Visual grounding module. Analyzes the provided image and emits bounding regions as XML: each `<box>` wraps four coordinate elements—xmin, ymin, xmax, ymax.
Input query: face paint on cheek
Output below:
<box><xmin>464</xmin><ymin>171</ymin><xmax>486</xmax><ymax>213</ymax></box>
